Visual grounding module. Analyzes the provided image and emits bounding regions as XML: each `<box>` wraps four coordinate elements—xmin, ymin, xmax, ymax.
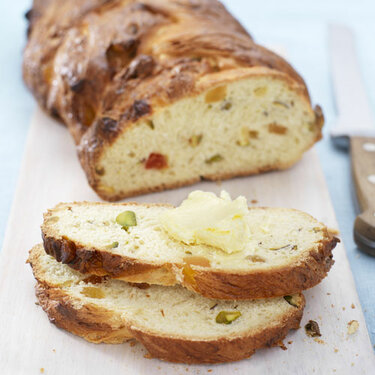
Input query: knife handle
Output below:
<box><xmin>351</xmin><ymin>136</ymin><xmax>375</xmax><ymax>256</ymax></box>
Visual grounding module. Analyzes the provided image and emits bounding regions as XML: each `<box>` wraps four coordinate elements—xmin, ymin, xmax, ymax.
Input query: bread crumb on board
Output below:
<box><xmin>347</xmin><ymin>320</ymin><xmax>359</xmax><ymax>335</ymax></box>
<box><xmin>40</xmin><ymin>368</ymin><xmax>44</xmax><ymax>374</ymax></box>
<box><xmin>351</xmin><ymin>303</ymin><xmax>355</xmax><ymax>309</ymax></box>
<box><xmin>305</xmin><ymin>320</ymin><xmax>321</xmax><ymax>337</ymax></box>
<box><xmin>277</xmin><ymin>341</ymin><xmax>287</xmax><ymax>350</ymax></box>
<box><xmin>334</xmin><ymin>348</ymin><xmax>339</xmax><ymax>353</ymax></box>
<box><xmin>313</xmin><ymin>338</ymin><xmax>326</xmax><ymax>345</ymax></box>
<box><xmin>328</xmin><ymin>228</ymin><xmax>340</xmax><ymax>235</ymax></box>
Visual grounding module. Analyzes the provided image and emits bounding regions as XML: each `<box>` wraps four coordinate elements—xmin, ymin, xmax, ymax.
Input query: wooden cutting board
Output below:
<box><xmin>0</xmin><ymin>108</ymin><xmax>374</xmax><ymax>374</ymax></box>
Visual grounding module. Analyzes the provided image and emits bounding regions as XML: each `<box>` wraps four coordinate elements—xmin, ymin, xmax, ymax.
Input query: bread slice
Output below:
<box><xmin>28</xmin><ymin>244</ymin><xmax>305</xmax><ymax>364</ymax></box>
<box><xmin>42</xmin><ymin>202</ymin><xmax>338</xmax><ymax>300</ymax></box>
<box><xmin>79</xmin><ymin>70</ymin><xmax>323</xmax><ymax>201</ymax></box>
<box><xmin>23</xmin><ymin>0</ymin><xmax>323</xmax><ymax>201</ymax></box>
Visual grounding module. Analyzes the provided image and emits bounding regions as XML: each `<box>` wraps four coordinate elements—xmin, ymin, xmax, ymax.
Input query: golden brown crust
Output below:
<box><xmin>41</xmin><ymin>203</ymin><xmax>339</xmax><ymax>300</ymax></box>
<box><xmin>36</xmin><ymin>282</ymin><xmax>132</xmax><ymax>344</ymax></box>
<box><xmin>24</xmin><ymin>0</ymin><xmax>308</xmax><ymax>141</ymax></box>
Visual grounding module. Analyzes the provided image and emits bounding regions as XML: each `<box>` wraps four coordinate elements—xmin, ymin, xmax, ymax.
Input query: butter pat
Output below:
<box><xmin>160</xmin><ymin>190</ymin><xmax>250</xmax><ymax>253</ymax></box>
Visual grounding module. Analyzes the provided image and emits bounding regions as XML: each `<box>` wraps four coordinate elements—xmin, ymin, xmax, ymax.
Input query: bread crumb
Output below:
<box><xmin>351</xmin><ymin>303</ymin><xmax>355</xmax><ymax>309</ymax></box>
<box><xmin>313</xmin><ymin>338</ymin><xmax>325</xmax><ymax>344</ymax></box>
<box><xmin>334</xmin><ymin>348</ymin><xmax>339</xmax><ymax>353</ymax></box>
<box><xmin>35</xmin><ymin>302</ymin><xmax>40</xmax><ymax>306</ymax></box>
<box><xmin>251</xmin><ymin>199</ymin><xmax>258</xmax><ymax>204</ymax></box>
<box><xmin>40</xmin><ymin>369</ymin><xmax>44</xmax><ymax>374</ymax></box>
<box><xmin>52</xmin><ymin>349</ymin><xmax>56</xmax><ymax>353</ymax></box>
<box><xmin>144</xmin><ymin>353</ymin><xmax>152</xmax><ymax>359</ymax></box>
<box><xmin>347</xmin><ymin>320</ymin><xmax>359</xmax><ymax>335</ymax></box>
<box><xmin>277</xmin><ymin>341</ymin><xmax>287</xmax><ymax>350</ymax></box>
<box><xmin>287</xmin><ymin>341</ymin><xmax>293</xmax><ymax>345</ymax></box>
<box><xmin>327</xmin><ymin>292</ymin><xmax>331</xmax><ymax>295</ymax></box>
<box><xmin>207</xmin><ymin>370</ymin><xmax>213</xmax><ymax>373</ymax></box>
<box><xmin>331</xmin><ymin>304</ymin><xmax>334</xmax><ymax>308</ymax></box>
<box><xmin>328</xmin><ymin>228</ymin><xmax>340</xmax><ymax>235</ymax></box>
<box><xmin>130</xmin><ymin>341</ymin><xmax>136</xmax><ymax>347</ymax></box>
<box><xmin>305</xmin><ymin>320</ymin><xmax>321</xmax><ymax>337</ymax></box>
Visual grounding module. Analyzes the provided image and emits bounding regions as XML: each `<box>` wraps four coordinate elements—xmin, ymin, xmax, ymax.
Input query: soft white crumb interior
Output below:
<box><xmin>96</xmin><ymin>74</ymin><xmax>318</xmax><ymax>196</ymax></box>
<box><xmin>45</xmin><ymin>203</ymin><xmax>326</xmax><ymax>270</ymax></box>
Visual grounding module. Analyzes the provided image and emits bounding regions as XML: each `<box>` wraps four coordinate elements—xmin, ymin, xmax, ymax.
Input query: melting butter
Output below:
<box><xmin>160</xmin><ymin>190</ymin><xmax>250</xmax><ymax>253</ymax></box>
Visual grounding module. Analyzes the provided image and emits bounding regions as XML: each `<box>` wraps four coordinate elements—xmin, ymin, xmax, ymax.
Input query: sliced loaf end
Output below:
<box><xmin>79</xmin><ymin>69</ymin><xmax>323</xmax><ymax>201</ymax></box>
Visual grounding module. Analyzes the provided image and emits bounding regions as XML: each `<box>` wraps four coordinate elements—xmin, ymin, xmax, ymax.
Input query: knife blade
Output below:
<box><xmin>329</xmin><ymin>24</ymin><xmax>375</xmax><ymax>256</ymax></box>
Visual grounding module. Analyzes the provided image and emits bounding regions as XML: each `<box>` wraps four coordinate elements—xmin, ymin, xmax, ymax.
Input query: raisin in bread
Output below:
<box><xmin>28</xmin><ymin>244</ymin><xmax>305</xmax><ymax>364</ymax></box>
<box><xmin>41</xmin><ymin>202</ymin><xmax>338</xmax><ymax>300</ymax></box>
<box><xmin>23</xmin><ymin>0</ymin><xmax>323</xmax><ymax>201</ymax></box>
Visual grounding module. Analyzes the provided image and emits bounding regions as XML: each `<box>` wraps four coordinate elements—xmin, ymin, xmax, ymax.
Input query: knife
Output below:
<box><xmin>329</xmin><ymin>24</ymin><xmax>375</xmax><ymax>256</ymax></box>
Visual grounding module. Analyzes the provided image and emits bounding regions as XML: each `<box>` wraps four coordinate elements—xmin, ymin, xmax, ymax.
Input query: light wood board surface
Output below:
<box><xmin>0</xmin><ymin>108</ymin><xmax>374</xmax><ymax>374</ymax></box>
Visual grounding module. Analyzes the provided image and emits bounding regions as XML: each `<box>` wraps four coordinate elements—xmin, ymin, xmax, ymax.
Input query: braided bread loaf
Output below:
<box><xmin>23</xmin><ymin>0</ymin><xmax>323</xmax><ymax>200</ymax></box>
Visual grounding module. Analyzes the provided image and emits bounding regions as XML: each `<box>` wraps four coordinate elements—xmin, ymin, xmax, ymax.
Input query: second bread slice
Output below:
<box><xmin>28</xmin><ymin>244</ymin><xmax>305</xmax><ymax>364</ymax></box>
<box><xmin>42</xmin><ymin>202</ymin><xmax>338</xmax><ymax>299</ymax></box>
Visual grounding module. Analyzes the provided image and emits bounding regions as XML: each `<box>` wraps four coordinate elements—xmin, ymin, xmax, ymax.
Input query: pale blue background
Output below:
<box><xmin>0</xmin><ymin>0</ymin><xmax>374</xmax><ymax>347</ymax></box>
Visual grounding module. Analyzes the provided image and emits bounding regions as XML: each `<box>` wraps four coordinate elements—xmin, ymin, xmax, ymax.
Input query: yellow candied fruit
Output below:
<box><xmin>182</xmin><ymin>264</ymin><xmax>197</xmax><ymax>288</ymax></box>
<box><xmin>205</xmin><ymin>85</ymin><xmax>227</xmax><ymax>103</ymax></box>
<box><xmin>189</xmin><ymin>134</ymin><xmax>203</xmax><ymax>147</ymax></box>
<box><xmin>183</xmin><ymin>256</ymin><xmax>210</xmax><ymax>267</ymax></box>
<box><xmin>254</xmin><ymin>86</ymin><xmax>267</xmax><ymax>96</ymax></box>
<box><xmin>81</xmin><ymin>287</ymin><xmax>105</xmax><ymax>299</ymax></box>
